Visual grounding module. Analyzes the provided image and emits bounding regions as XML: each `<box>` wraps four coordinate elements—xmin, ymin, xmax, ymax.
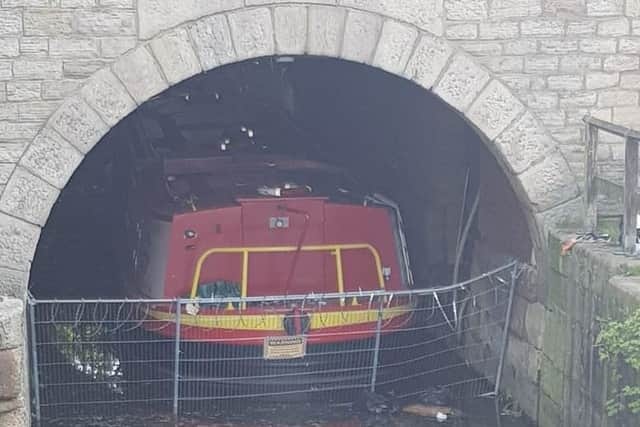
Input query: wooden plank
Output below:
<box><xmin>623</xmin><ymin>137</ymin><xmax>639</xmax><ymax>253</ymax></box>
<box><xmin>584</xmin><ymin>123</ymin><xmax>598</xmax><ymax>232</ymax></box>
<box><xmin>584</xmin><ymin>115</ymin><xmax>640</xmax><ymax>140</ymax></box>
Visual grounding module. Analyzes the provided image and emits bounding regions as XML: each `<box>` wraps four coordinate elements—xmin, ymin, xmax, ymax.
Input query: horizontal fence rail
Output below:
<box><xmin>28</xmin><ymin>261</ymin><xmax>520</xmax><ymax>425</ymax></box>
<box><xmin>584</xmin><ymin>115</ymin><xmax>640</xmax><ymax>253</ymax></box>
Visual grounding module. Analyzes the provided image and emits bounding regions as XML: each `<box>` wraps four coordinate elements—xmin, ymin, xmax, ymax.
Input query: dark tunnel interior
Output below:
<box><xmin>29</xmin><ymin>56</ymin><xmax>532</xmax><ymax>299</ymax></box>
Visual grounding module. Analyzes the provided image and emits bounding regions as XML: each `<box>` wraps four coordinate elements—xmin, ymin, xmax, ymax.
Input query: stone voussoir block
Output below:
<box><xmin>112</xmin><ymin>45</ymin><xmax>168</xmax><ymax>104</ymax></box>
<box><xmin>49</xmin><ymin>96</ymin><xmax>109</xmax><ymax>154</ymax></box>
<box><xmin>467</xmin><ymin>79</ymin><xmax>526</xmax><ymax>141</ymax></box>
<box><xmin>150</xmin><ymin>28</ymin><xmax>202</xmax><ymax>86</ymax></box>
<box><xmin>81</xmin><ymin>68</ymin><xmax>137</xmax><ymax>127</ymax></box>
<box><xmin>0</xmin><ymin>268</ymin><xmax>27</xmax><ymax>300</ymax></box>
<box><xmin>433</xmin><ymin>53</ymin><xmax>490</xmax><ymax>112</ymax></box>
<box><xmin>404</xmin><ymin>34</ymin><xmax>453</xmax><ymax>90</ymax></box>
<box><xmin>0</xmin><ymin>213</ymin><xmax>39</xmax><ymax>272</ymax></box>
<box><xmin>518</xmin><ymin>150</ymin><xmax>580</xmax><ymax>212</ymax></box>
<box><xmin>341</xmin><ymin>10</ymin><xmax>382</xmax><ymax>64</ymax></box>
<box><xmin>0</xmin><ymin>297</ymin><xmax>24</xmax><ymax>350</ymax></box>
<box><xmin>307</xmin><ymin>6</ymin><xmax>346</xmax><ymax>57</ymax></box>
<box><xmin>20</xmin><ymin>128</ymin><xmax>83</xmax><ymax>190</ymax></box>
<box><xmin>138</xmin><ymin>0</ymin><xmax>243</xmax><ymax>40</ymax></box>
<box><xmin>228</xmin><ymin>8</ymin><xmax>275</xmax><ymax>61</ymax></box>
<box><xmin>372</xmin><ymin>20</ymin><xmax>418</xmax><ymax>76</ymax></box>
<box><xmin>0</xmin><ymin>167</ymin><xmax>59</xmax><ymax>227</ymax></box>
<box><xmin>188</xmin><ymin>14</ymin><xmax>236</xmax><ymax>70</ymax></box>
<box><xmin>339</xmin><ymin>0</ymin><xmax>443</xmax><ymax>36</ymax></box>
<box><xmin>495</xmin><ymin>111</ymin><xmax>555</xmax><ymax>174</ymax></box>
<box><xmin>274</xmin><ymin>6</ymin><xmax>308</xmax><ymax>55</ymax></box>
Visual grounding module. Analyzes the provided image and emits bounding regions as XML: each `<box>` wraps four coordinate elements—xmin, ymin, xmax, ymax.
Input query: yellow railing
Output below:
<box><xmin>189</xmin><ymin>244</ymin><xmax>385</xmax><ymax>307</ymax></box>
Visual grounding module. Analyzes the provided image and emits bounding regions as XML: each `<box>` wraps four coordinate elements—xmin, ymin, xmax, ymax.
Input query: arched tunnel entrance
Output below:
<box><xmin>26</xmin><ymin>56</ymin><xmax>536</xmax><ymax>425</ymax></box>
<box><xmin>30</xmin><ymin>56</ymin><xmax>533</xmax><ymax>299</ymax></box>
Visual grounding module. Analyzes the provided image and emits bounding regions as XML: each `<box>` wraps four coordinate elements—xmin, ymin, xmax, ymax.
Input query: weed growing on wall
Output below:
<box><xmin>597</xmin><ymin>308</ymin><xmax>640</xmax><ymax>416</ymax></box>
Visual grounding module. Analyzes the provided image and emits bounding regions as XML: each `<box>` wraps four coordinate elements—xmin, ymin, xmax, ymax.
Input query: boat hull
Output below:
<box><xmin>143</xmin><ymin>302</ymin><xmax>414</xmax><ymax>345</ymax></box>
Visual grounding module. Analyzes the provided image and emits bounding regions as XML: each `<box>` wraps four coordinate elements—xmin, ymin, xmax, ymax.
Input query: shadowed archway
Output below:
<box><xmin>0</xmin><ymin>4</ymin><xmax>580</xmax><ymax>298</ymax></box>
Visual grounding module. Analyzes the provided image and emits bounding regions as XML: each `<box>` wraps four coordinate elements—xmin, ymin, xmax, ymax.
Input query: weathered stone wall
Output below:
<box><xmin>0</xmin><ymin>0</ymin><xmax>581</xmax><ymax>300</ymax></box>
<box><xmin>466</xmin><ymin>148</ymin><xmax>542</xmax><ymax>419</ymax></box>
<box><xmin>0</xmin><ymin>297</ymin><xmax>27</xmax><ymax>426</ymax></box>
<box><xmin>467</xmin><ymin>229</ymin><xmax>640</xmax><ymax>427</ymax></box>
<box><xmin>0</xmin><ymin>0</ymin><xmax>632</xmax><ymax>426</ymax></box>
<box><xmin>441</xmin><ymin>0</ymin><xmax>640</xmax><ymax>181</ymax></box>
<box><xmin>0</xmin><ymin>0</ymin><xmax>635</xmax><ymax>194</ymax></box>
<box><xmin>542</xmin><ymin>232</ymin><xmax>640</xmax><ymax>427</ymax></box>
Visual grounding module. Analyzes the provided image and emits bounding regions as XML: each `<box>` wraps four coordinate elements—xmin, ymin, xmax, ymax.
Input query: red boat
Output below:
<box><xmin>121</xmin><ymin>154</ymin><xmax>414</xmax><ymax>354</ymax></box>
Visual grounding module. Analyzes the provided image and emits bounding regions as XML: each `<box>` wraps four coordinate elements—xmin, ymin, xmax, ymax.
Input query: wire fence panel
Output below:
<box><xmin>28</xmin><ymin>261</ymin><xmax>520</xmax><ymax>424</ymax></box>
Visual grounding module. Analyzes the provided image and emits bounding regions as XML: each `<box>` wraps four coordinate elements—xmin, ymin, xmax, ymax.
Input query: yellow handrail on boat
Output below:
<box><xmin>189</xmin><ymin>243</ymin><xmax>385</xmax><ymax>307</ymax></box>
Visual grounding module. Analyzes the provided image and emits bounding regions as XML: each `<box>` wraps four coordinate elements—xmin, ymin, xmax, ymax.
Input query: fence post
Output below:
<box><xmin>494</xmin><ymin>263</ymin><xmax>518</xmax><ymax>396</ymax></box>
<box><xmin>370</xmin><ymin>298</ymin><xmax>384</xmax><ymax>392</ymax></box>
<box><xmin>173</xmin><ymin>298</ymin><xmax>181</xmax><ymax>417</ymax></box>
<box><xmin>28</xmin><ymin>299</ymin><xmax>41</xmax><ymax>425</ymax></box>
<box><xmin>584</xmin><ymin>123</ymin><xmax>598</xmax><ymax>233</ymax></box>
<box><xmin>623</xmin><ymin>137</ymin><xmax>638</xmax><ymax>254</ymax></box>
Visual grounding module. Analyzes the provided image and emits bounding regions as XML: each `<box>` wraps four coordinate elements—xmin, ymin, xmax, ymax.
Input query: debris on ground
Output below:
<box><xmin>417</xmin><ymin>385</ymin><xmax>452</xmax><ymax>407</ymax></box>
<box><xmin>361</xmin><ymin>391</ymin><xmax>399</xmax><ymax>415</ymax></box>
<box><xmin>561</xmin><ymin>232</ymin><xmax>611</xmax><ymax>255</ymax></box>
<box><xmin>401</xmin><ymin>403</ymin><xmax>458</xmax><ymax>420</ymax></box>
<box><xmin>399</xmin><ymin>386</ymin><xmax>461</xmax><ymax>422</ymax></box>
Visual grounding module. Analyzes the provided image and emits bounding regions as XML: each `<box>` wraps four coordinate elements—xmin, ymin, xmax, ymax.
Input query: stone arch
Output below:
<box><xmin>0</xmin><ymin>3</ymin><xmax>580</xmax><ymax>291</ymax></box>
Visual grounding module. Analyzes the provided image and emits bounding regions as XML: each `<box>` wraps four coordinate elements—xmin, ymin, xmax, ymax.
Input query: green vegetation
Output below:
<box><xmin>623</xmin><ymin>265</ymin><xmax>640</xmax><ymax>277</ymax></box>
<box><xmin>597</xmin><ymin>308</ymin><xmax>640</xmax><ymax>416</ymax></box>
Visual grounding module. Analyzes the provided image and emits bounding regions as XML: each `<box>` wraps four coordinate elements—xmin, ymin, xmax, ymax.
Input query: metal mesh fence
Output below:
<box><xmin>28</xmin><ymin>261</ymin><xmax>519</xmax><ymax>424</ymax></box>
